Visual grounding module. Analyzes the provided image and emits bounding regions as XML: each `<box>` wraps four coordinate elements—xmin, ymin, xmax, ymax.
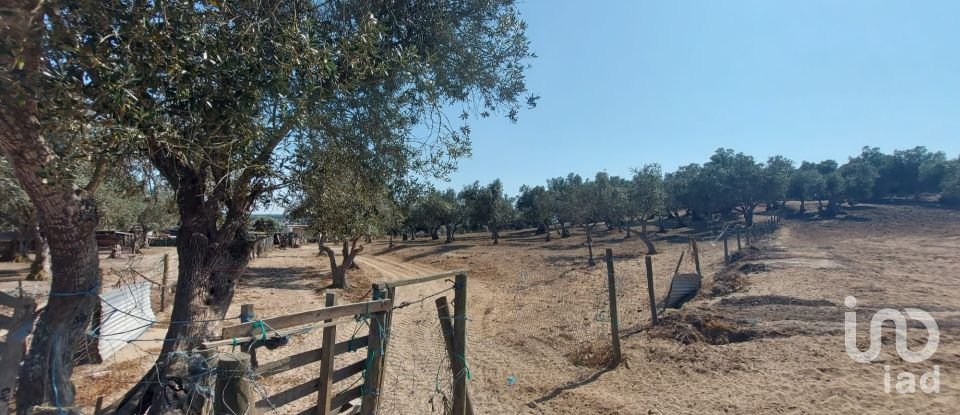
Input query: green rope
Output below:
<box><xmin>457</xmin><ymin>354</ymin><xmax>472</xmax><ymax>381</ymax></box>
<box><xmin>251</xmin><ymin>320</ymin><xmax>268</xmax><ymax>341</ymax></box>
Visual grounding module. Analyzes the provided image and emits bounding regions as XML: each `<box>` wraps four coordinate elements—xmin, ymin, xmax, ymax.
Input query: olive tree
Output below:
<box><xmin>461</xmin><ymin>179</ymin><xmax>516</xmax><ymax>245</ymax></box>
<box><xmin>630</xmin><ymin>164</ymin><xmax>665</xmax><ymax>253</ymax></box>
<box><xmin>516</xmin><ymin>185</ymin><xmax>556</xmax><ymax>241</ymax></box>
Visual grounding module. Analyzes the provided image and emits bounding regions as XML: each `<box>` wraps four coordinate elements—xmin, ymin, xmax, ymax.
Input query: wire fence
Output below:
<box><xmin>3</xmin><ymin>215</ymin><xmax>783</xmax><ymax>414</ymax></box>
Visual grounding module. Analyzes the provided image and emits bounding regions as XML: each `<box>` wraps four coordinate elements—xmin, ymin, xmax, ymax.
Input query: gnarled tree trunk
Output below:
<box><xmin>319</xmin><ymin>237</ymin><xmax>362</xmax><ymax>289</ymax></box>
<box><xmin>445</xmin><ymin>225</ymin><xmax>456</xmax><ymax>243</ymax></box>
<box><xmin>2</xmin><ymin>2</ymin><xmax>103</xmax><ymax>411</ymax></box>
<box><xmin>108</xmin><ymin>133</ymin><xmax>264</xmax><ymax>413</ymax></box>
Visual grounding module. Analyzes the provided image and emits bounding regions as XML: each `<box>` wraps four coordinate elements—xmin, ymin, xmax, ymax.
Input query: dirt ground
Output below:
<box><xmin>40</xmin><ymin>202</ymin><xmax>960</xmax><ymax>413</ymax></box>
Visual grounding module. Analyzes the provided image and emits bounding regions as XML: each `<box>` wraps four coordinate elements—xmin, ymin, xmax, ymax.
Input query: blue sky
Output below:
<box><xmin>435</xmin><ymin>0</ymin><xmax>960</xmax><ymax>196</ymax></box>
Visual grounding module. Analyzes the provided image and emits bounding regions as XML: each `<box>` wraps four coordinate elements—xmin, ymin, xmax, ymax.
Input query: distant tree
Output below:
<box><xmin>629</xmin><ymin>164</ymin><xmax>665</xmax><ymax>253</ymax></box>
<box><xmin>839</xmin><ymin>159</ymin><xmax>879</xmax><ymax>205</ymax></box>
<box><xmin>761</xmin><ymin>155</ymin><xmax>794</xmax><ymax>210</ymax></box>
<box><xmin>289</xmin><ymin>143</ymin><xmax>402</xmax><ymax>289</ymax></box>
<box><xmin>413</xmin><ymin>189</ymin><xmax>464</xmax><ymax>243</ymax></box>
<box><xmin>818</xmin><ymin>172</ymin><xmax>846</xmax><ymax>217</ymax></box>
<box><xmin>546</xmin><ymin>173</ymin><xmax>583</xmax><ymax>237</ymax></box>
<box><xmin>665</xmin><ymin>164</ymin><xmax>705</xmax><ymax>225</ymax></box>
<box><xmin>918</xmin><ymin>152</ymin><xmax>951</xmax><ymax>194</ymax></box>
<box><xmin>788</xmin><ymin>167</ymin><xmax>822</xmax><ymax>213</ymax></box>
<box><xmin>703</xmin><ymin>148</ymin><xmax>768</xmax><ymax>226</ymax></box>
<box><xmin>889</xmin><ymin>147</ymin><xmax>944</xmax><ymax>198</ymax></box>
<box><xmin>461</xmin><ymin>180</ymin><xmax>516</xmax><ymax>245</ymax></box>
<box><xmin>940</xmin><ymin>159</ymin><xmax>960</xmax><ymax>207</ymax></box>
<box><xmin>571</xmin><ymin>173</ymin><xmax>615</xmax><ymax>266</ymax></box>
<box><xmin>252</xmin><ymin>217</ymin><xmax>281</xmax><ymax>233</ymax></box>
<box><xmin>516</xmin><ymin>185</ymin><xmax>556</xmax><ymax>241</ymax></box>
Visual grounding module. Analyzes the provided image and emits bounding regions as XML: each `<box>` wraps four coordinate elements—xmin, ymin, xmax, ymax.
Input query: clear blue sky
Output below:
<box><xmin>436</xmin><ymin>0</ymin><xmax>960</xmax><ymax>196</ymax></box>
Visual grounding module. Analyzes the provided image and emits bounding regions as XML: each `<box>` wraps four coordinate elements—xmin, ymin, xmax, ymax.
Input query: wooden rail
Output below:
<box><xmin>220</xmin><ymin>299</ymin><xmax>391</xmax><ymax>338</ymax></box>
<box><xmin>372</xmin><ymin>269</ymin><xmax>468</xmax><ymax>290</ymax></box>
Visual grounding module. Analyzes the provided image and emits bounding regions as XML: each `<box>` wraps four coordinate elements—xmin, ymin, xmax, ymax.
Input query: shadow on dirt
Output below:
<box><xmin>241</xmin><ymin>266</ymin><xmax>321</xmax><ymax>290</ymax></box>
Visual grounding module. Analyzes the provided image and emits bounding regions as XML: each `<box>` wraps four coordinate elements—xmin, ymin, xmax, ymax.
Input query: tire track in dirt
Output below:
<box><xmin>353</xmin><ymin>254</ymin><xmax>457</xmax><ymax>414</ymax></box>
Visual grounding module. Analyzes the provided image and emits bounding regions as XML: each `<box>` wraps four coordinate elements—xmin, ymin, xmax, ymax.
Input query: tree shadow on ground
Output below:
<box><xmin>402</xmin><ymin>243</ymin><xmax>471</xmax><ymax>261</ymax></box>
<box><xmin>530</xmin><ymin>366</ymin><xmax>616</xmax><ymax>407</ymax></box>
<box><xmin>240</xmin><ymin>266</ymin><xmax>322</xmax><ymax>291</ymax></box>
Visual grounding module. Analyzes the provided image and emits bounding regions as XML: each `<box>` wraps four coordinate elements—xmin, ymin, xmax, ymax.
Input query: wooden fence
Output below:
<box><xmin>205</xmin><ymin>296</ymin><xmax>393</xmax><ymax>415</ymax></box>
<box><xmin>0</xmin><ymin>290</ymin><xmax>37</xmax><ymax>415</ymax></box>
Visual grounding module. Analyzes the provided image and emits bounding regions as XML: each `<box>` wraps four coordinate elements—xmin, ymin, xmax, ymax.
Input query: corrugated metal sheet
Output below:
<box><xmin>665</xmin><ymin>273</ymin><xmax>702</xmax><ymax>309</ymax></box>
<box><xmin>97</xmin><ymin>282</ymin><xmax>155</xmax><ymax>360</ymax></box>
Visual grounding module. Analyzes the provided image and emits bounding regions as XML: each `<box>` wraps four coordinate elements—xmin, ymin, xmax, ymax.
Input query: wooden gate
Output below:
<box><xmin>207</xmin><ymin>295</ymin><xmax>392</xmax><ymax>415</ymax></box>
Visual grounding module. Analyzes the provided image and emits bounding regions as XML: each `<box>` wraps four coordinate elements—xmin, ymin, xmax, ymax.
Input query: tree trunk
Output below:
<box><xmin>113</xmin><ymin>207</ymin><xmax>254</xmax><ymax>415</ymax></box>
<box><xmin>1</xmin><ymin>3</ymin><xmax>104</xmax><ymax>410</ymax></box>
<box><xmin>445</xmin><ymin>225</ymin><xmax>455</xmax><ymax>243</ymax></box>
<box><xmin>586</xmin><ymin>224</ymin><xmax>596</xmax><ymax>266</ymax></box>
<box><xmin>389</xmin><ymin>233</ymin><xmax>394</xmax><ymax>248</ymax></box>
<box><xmin>318</xmin><ymin>238</ymin><xmax>362</xmax><ymax>289</ymax></box>
<box><xmin>799</xmin><ymin>198</ymin><xmax>806</xmax><ymax>212</ymax></box>
<box><xmin>743</xmin><ymin>206</ymin><xmax>755</xmax><ymax>227</ymax></box>
<box><xmin>491</xmin><ymin>228</ymin><xmax>499</xmax><ymax>245</ymax></box>
<box><xmin>817</xmin><ymin>199</ymin><xmax>824</xmax><ymax>214</ymax></box>
<box><xmin>638</xmin><ymin>222</ymin><xmax>656</xmax><ymax>254</ymax></box>
<box><xmin>543</xmin><ymin>220</ymin><xmax>551</xmax><ymax>242</ymax></box>
<box><xmin>26</xmin><ymin>226</ymin><xmax>50</xmax><ymax>281</ymax></box>
<box><xmin>824</xmin><ymin>200</ymin><xmax>840</xmax><ymax>217</ymax></box>
<box><xmin>431</xmin><ymin>226</ymin><xmax>440</xmax><ymax>240</ymax></box>
<box><xmin>624</xmin><ymin>224</ymin><xmax>632</xmax><ymax>238</ymax></box>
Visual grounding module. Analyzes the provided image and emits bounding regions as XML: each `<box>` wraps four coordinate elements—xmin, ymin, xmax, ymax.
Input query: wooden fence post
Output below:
<box><xmin>371</xmin><ymin>286</ymin><xmax>395</xmax><ymax>408</ymax></box>
<box><xmin>645</xmin><ymin>256</ymin><xmax>658</xmax><ymax>326</ymax></box>
<box><xmin>723</xmin><ymin>235</ymin><xmax>729</xmax><ymax>264</ymax></box>
<box><xmin>316</xmin><ymin>292</ymin><xmax>337</xmax><ymax>415</ymax></box>
<box><xmin>361</xmin><ymin>309</ymin><xmax>388</xmax><ymax>414</ymax></box>
<box><xmin>436</xmin><ymin>297</ymin><xmax>475</xmax><ymax>415</ymax></box>
<box><xmin>240</xmin><ymin>304</ymin><xmax>258</xmax><ymax>368</ymax></box>
<box><xmin>160</xmin><ymin>253</ymin><xmax>170</xmax><ymax>312</ymax></box>
<box><xmin>604</xmin><ymin>249</ymin><xmax>622</xmax><ymax>367</ymax></box>
<box><xmin>690</xmin><ymin>239</ymin><xmax>701</xmax><ymax>276</ymax></box>
<box><xmin>451</xmin><ymin>273</ymin><xmax>469</xmax><ymax>415</ymax></box>
<box><xmin>216</xmin><ymin>352</ymin><xmax>255</xmax><ymax>415</ymax></box>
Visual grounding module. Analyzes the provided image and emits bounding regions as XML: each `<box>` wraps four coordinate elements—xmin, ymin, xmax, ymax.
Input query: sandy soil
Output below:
<box><xmin>56</xmin><ymin>203</ymin><xmax>960</xmax><ymax>413</ymax></box>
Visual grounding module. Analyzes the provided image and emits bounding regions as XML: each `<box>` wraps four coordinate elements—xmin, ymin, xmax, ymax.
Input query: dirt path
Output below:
<box><xmin>354</xmin><ymin>253</ymin><xmax>462</xmax><ymax>414</ymax></box>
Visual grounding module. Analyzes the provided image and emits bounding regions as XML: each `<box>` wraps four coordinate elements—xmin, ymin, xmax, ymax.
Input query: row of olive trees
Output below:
<box><xmin>403</xmin><ymin>147</ymin><xmax>958</xmax><ymax>266</ymax></box>
<box><xmin>1</xmin><ymin>0</ymin><xmax>536</xmax><ymax>413</ymax></box>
